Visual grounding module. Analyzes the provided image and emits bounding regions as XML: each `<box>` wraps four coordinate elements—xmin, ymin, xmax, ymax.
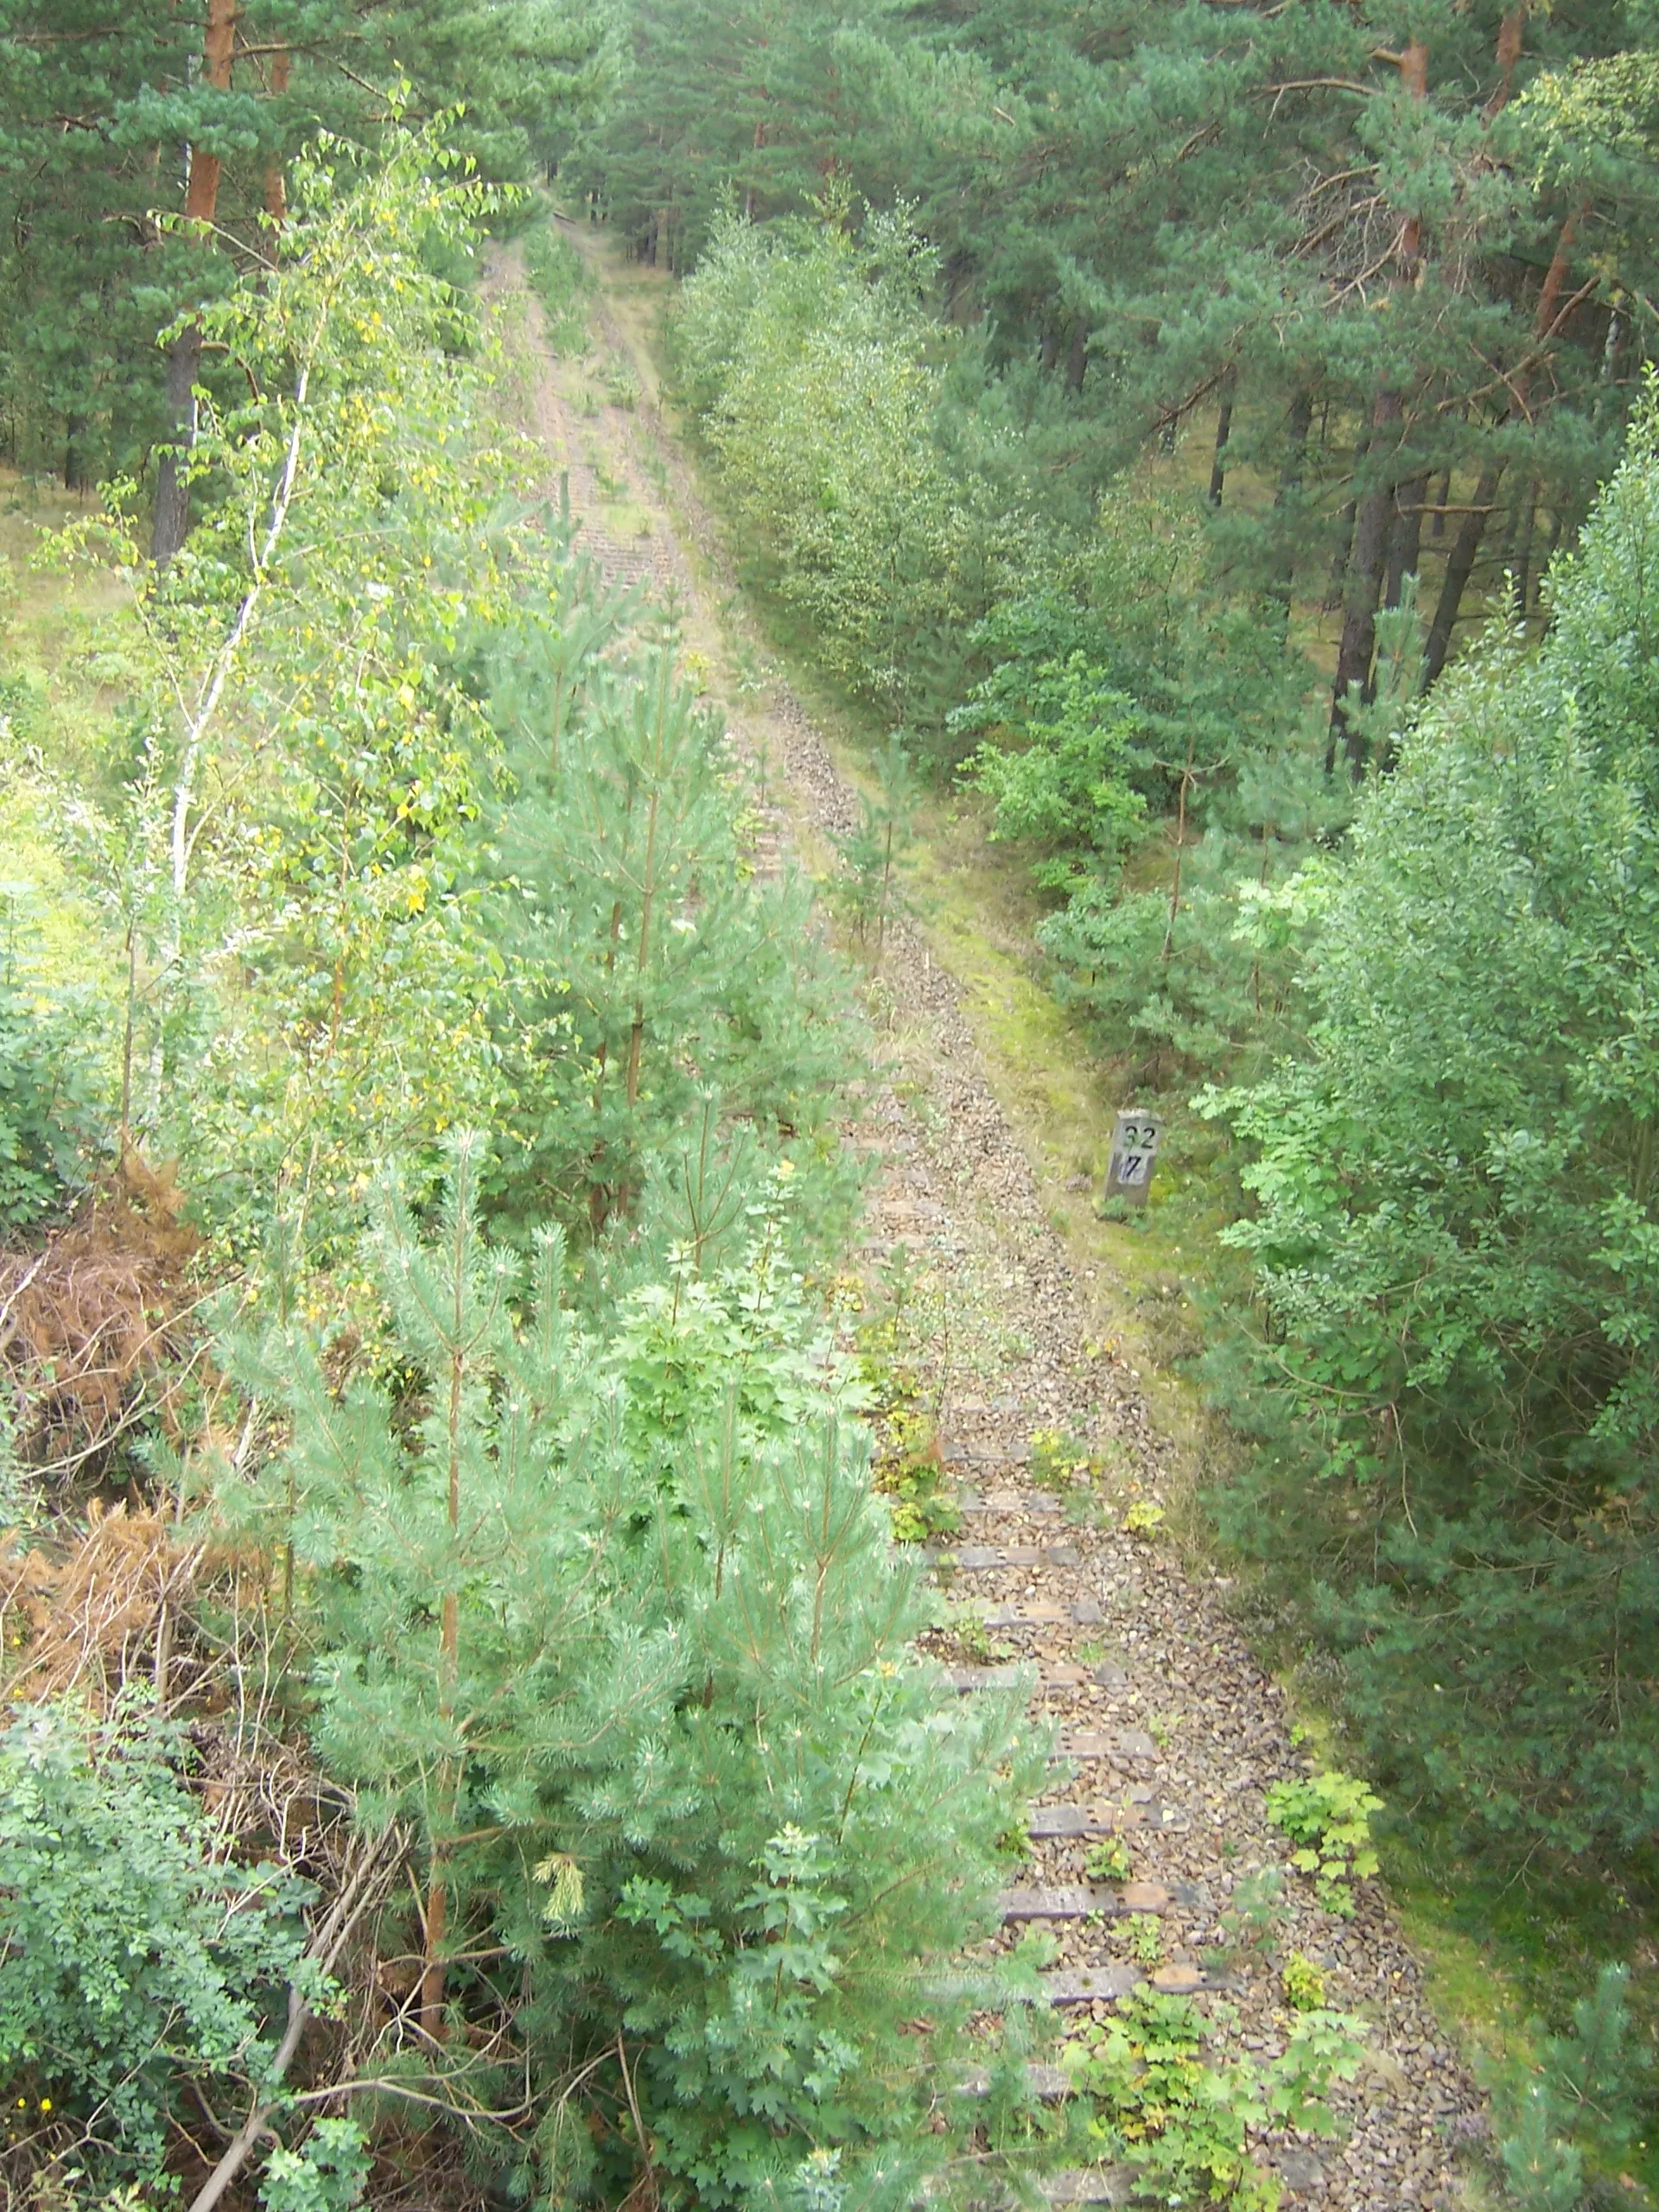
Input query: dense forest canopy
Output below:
<box><xmin>0</xmin><ymin>0</ymin><xmax>613</xmax><ymax>534</ymax></box>
<box><xmin>3</xmin><ymin>0</ymin><xmax>1659</xmax><ymax>2207</ymax></box>
<box><xmin>576</xmin><ymin>0</ymin><xmax>1659</xmax><ymax>737</ymax></box>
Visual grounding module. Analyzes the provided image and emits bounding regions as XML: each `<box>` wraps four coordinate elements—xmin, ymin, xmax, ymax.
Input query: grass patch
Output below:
<box><xmin>0</xmin><ymin>475</ymin><xmax>130</xmax><ymax>1007</ymax></box>
<box><xmin>595</xmin><ymin>499</ymin><xmax>655</xmax><ymax>541</ymax></box>
<box><xmin>522</xmin><ymin>211</ymin><xmax>593</xmax><ymax>357</ymax></box>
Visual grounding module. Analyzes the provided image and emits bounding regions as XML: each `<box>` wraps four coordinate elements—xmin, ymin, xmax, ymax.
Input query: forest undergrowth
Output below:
<box><xmin>616</xmin><ymin>181</ymin><xmax>1659</xmax><ymax>2202</ymax></box>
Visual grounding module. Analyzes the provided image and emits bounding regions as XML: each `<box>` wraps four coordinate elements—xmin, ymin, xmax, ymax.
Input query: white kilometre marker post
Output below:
<box><xmin>1103</xmin><ymin>1109</ymin><xmax>1165</xmax><ymax>1209</ymax></box>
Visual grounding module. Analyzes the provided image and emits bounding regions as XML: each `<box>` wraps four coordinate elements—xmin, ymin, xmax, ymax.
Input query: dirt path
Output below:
<box><xmin>491</xmin><ymin>226</ymin><xmax>1487</xmax><ymax>2210</ymax></box>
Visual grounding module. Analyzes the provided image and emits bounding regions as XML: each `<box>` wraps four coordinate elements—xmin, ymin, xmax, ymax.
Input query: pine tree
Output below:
<box><xmin>218</xmin><ymin>1136</ymin><xmax>1043</xmax><ymax>2209</ymax></box>
<box><xmin>486</xmin><ymin>612</ymin><xmax>860</xmax><ymax>1243</ymax></box>
<box><xmin>582</xmin><ymin>0</ymin><xmax>1659</xmax><ymax>722</ymax></box>
<box><xmin>0</xmin><ymin>0</ymin><xmax>613</xmax><ymax>526</ymax></box>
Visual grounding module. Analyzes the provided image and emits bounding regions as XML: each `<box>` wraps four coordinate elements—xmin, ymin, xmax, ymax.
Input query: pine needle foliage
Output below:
<box><xmin>218</xmin><ymin>1135</ymin><xmax>1044</xmax><ymax>2209</ymax></box>
<box><xmin>1491</xmin><ymin>1965</ymin><xmax>1646</xmax><ymax>2210</ymax></box>
<box><xmin>485</xmin><ymin>623</ymin><xmax>859</xmax><ymax>1249</ymax></box>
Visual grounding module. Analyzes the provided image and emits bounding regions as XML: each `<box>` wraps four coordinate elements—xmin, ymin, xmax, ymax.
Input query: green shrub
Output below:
<box><xmin>0</xmin><ymin>900</ymin><xmax>101</xmax><ymax>1228</ymax></box>
<box><xmin>1492</xmin><ymin>1966</ymin><xmax>1644</xmax><ymax>2212</ymax></box>
<box><xmin>1213</xmin><ymin>1866</ymin><xmax>1287</xmax><ymax>1965</ymax></box>
<box><xmin>220</xmin><ymin>1139</ymin><xmax>1044</xmax><ymax>2209</ymax></box>
<box><xmin>484</xmin><ymin>630</ymin><xmax>863</xmax><ymax>1252</ymax></box>
<box><xmin>1084</xmin><ymin>1836</ymin><xmax>1134</xmax><ymax>1884</ymax></box>
<box><xmin>0</xmin><ymin>1700</ymin><xmax>313</xmax><ymax>2191</ymax></box>
<box><xmin>1281</xmin><ymin>1953</ymin><xmax>1325</xmax><ymax>2012</ymax></box>
<box><xmin>1028</xmin><ymin>1427</ymin><xmax>1103</xmax><ymax>1491</ymax></box>
<box><xmin>522</xmin><ymin>217</ymin><xmax>591</xmax><ymax>353</ymax></box>
<box><xmin>955</xmin><ymin>625</ymin><xmax>1145</xmax><ymax>894</ymax></box>
<box><xmin>258</xmin><ymin>2119</ymin><xmax>372</xmax><ymax>2212</ymax></box>
<box><xmin>1064</xmin><ymin>1986</ymin><xmax>1367</xmax><ymax>2206</ymax></box>
<box><xmin>829</xmin><ymin>733</ymin><xmax>919</xmax><ymax>951</ymax></box>
<box><xmin>672</xmin><ymin>210</ymin><xmax>1030</xmax><ymax>725</ymax></box>
<box><xmin>1206</xmin><ymin>400</ymin><xmax>1659</xmax><ymax>1864</ymax></box>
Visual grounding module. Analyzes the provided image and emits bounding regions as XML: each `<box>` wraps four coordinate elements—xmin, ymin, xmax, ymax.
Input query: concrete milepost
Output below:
<box><xmin>1104</xmin><ymin>1110</ymin><xmax>1164</xmax><ymax>1209</ymax></box>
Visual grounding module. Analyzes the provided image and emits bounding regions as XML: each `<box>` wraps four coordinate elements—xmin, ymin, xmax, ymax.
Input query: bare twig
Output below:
<box><xmin>186</xmin><ymin>1827</ymin><xmax>404</xmax><ymax>2212</ymax></box>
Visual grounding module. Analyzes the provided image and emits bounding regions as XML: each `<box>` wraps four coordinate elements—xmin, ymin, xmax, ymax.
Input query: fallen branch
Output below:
<box><xmin>187</xmin><ymin>1826</ymin><xmax>404</xmax><ymax>2212</ymax></box>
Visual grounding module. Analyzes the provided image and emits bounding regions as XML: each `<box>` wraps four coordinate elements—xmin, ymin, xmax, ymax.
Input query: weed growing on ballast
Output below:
<box><xmin>1211</xmin><ymin>1866</ymin><xmax>1288</xmax><ymax>1969</ymax></box>
<box><xmin>1281</xmin><ymin>1953</ymin><xmax>1326</xmax><ymax>2012</ymax></box>
<box><xmin>1063</xmin><ymin>1987</ymin><xmax>1368</xmax><ymax>2206</ymax></box>
<box><xmin>1084</xmin><ymin>1837</ymin><xmax>1135</xmax><ymax>1884</ymax></box>
<box><xmin>1265</xmin><ymin>1770</ymin><xmax>1382</xmax><ymax>1918</ymax></box>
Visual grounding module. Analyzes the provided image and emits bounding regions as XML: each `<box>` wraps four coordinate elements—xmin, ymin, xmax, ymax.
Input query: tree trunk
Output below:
<box><xmin>1533</xmin><ymin>505</ymin><xmax>1564</xmax><ymax>620</ymax></box>
<box><xmin>1428</xmin><ymin>464</ymin><xmax>1452</xmax><ymax>540</ymax></box>
<box><xmin>1161</xmin><ymin>729</ymin><xmax>1197</xmax><ymax>963</ymax></box>
<box><xmin>1511</xmin><ymin>477</ymin><xmax>1537</xmax><ymax>620</ymax></box>
<box><xmin>1421</xmin><ymin>461</ymin><xmax>1503</xmax><ymax>687</ymax></box>
<box><xmin>1065</xmin><ymin>321</ymin><xmax>1087</xmax><ymax>393</ymax></box>
<box><xmin>1485</xmin><ymin>7</ymin><xmax>1527</xmax><ymax>118</ymax></box>
<box><xmin>1324</xmin><ymin>433</ymin><xmax>1369</xmax><ymax>612</ymax></box>
<box><xmin>262</xmin><ymin>47</ymin><xmax>290</xmax><ymax>249</ymax></box>
<box><xmin>1326</xmin><ymin>29</ymin><xmax>1427</xmax><ymax>753</ymax></box>
<box><xmin>1206</xmin><ymin>376</ymin><xmax>1235</xmax><ymax>508</ymax></box>
<box><xmin>1419</xmin><ymin>203</ymin><xmax>1581</xmax><ymax>690</ymax></box>
<box><xmin>1603</xmin><ymin>299</ymin><xmax>1625</xmax><ymax>383</ymax></box>
<box><xmin>152</xmin><ymin>0</ymin><xmax>236</xmax><ymax>565</ymax></box>
<box><xmin>63</xmin><ymin>413</ymin><xmax>87</xmax><ymax>493</ymax></box>
<box><xmin>1327</xmin><ymin>392</ymin><xmax>1401</xmax><ymax>773</ymax></box>
<box><xmin>1384</xmin><ymin>471</ymin><xmax>1427</xmax><ymax>612</ymax></box>
<box><xmin>1268</xmin><ymin>387</ymin><xmax>1313</xmax><ymax>628</ymax></box>
<box><xmin>151</xmin><ymin>327</ymin><xmax>204</xmax><ymax>565</ymax></box>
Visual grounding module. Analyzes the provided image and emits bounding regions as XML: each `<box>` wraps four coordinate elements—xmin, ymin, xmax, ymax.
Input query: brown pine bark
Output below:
<box><xmin>1421</xmin><ymin>462</ymin><xmax>1503</xmax><ymax>688</ymax></box>
<box><xmin>1484</xmin><ymin>7</ymin><xmax>1527</xmax><ymax>118</ymax></box>
<box><xmin>1510</xmin><ymin>477</ymin><xmax>1538</xmax><ymax>618</ymax></box>
<box><xmin>263</xmin><ymin>46</ymin><xmax>291</xmax><ymax>244</ymax></box>
<box><xmin>1324</xmin><ymin>435</ymin><xmax>1366</xmax><ymax>613</ymax></box>
<box><xmin>1384</xmin><ymin>471</ymin><xmax>1427</xmax><ymax>613</ymax></box>
<box><xmin>152</xmin><ymin>0</ymin><xmax>238</xmax><ymax>565</ymax></box>
<box><xmin>1325</xmin><ymin>35</ymin><xmax>1427</xmax><ymax>765</ymax></box>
